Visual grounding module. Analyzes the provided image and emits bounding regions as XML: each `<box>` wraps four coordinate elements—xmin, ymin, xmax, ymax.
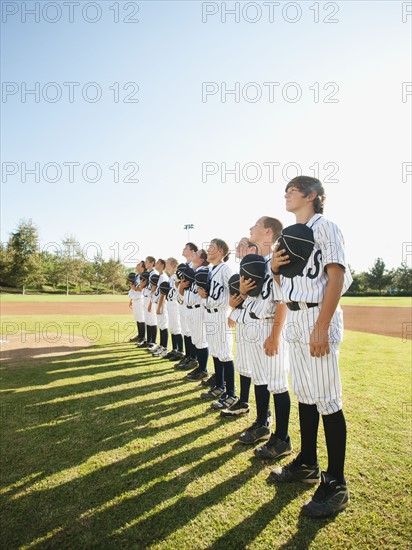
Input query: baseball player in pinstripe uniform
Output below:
<box><xmin>198</xmin><ymin>238</ymin><xmax>237</xmax><ymax>409</ymax></box>
<box><xmin>150</xmin><ymin>259</ymin><xmax>170</xmax><ymax>357</ymax></box>
<box><xmin>270</xmin><ymin>176</ymin><xmax>352</xmax><ymax>518</ymax></box>
<box><xmin>237</xmin><ymin>218</ymin><xmax>292</xmax><ymax>460</ymax></box>
<box><xmin>176</xmin><ymin>243</ymin><xmax>199</xmax><ymax>368</ymax></box>
<box><xmin>138</xmin><ymin>256</ymin><xmax>158</xmax><ymax>348</ymax></box>
<box><xmin>221</xmin><ymin>238</ymin><xmax>257</xmax><ymax>417</ymax></box>
<box><xmin>128</xmin><ymin>260</ymin><xmax>145</xmax><ymax>343</ymax></box>
<box><xmin>163</xmin><ymin>258</ymin><xmax>184</xmax><ymax>360</ymax></box>
<box><xmin>184</xmin><ymin>249</ymin><xmax>210</xmax><ymax>381</ymax></box>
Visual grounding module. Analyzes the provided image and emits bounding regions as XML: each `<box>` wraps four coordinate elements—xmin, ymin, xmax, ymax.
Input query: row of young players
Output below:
<box><xmin>127</xmin><ymin>234</ymin><xmax>288</xmax><ymax>439</ymax></box>
<box><xmin>127</xmin><ymin>175</ymin><xmax>352</xmax><ymax>519</ymax></box>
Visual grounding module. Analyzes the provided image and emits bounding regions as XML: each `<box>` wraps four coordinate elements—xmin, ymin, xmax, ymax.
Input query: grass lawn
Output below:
<box><xmin>2</xmin><ymin>294</ymin><xmax>411</xmax><ymax>308</ymax></box>
<box><xmin>0</xmin><ymin>315</ymin><xmax>411</xmax><ymax>549</ymax></box>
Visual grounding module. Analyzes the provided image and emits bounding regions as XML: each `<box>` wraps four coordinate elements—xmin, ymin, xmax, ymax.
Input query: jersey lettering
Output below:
<box><xmin>261</xmin><ymin>274</ymin><xmax>273</xmax><ymax>300</ymax></box>
<box><xmin>306</xmin><ymin>250</ymin><xmax>322</xmax><ymax>279</ymax></box>
<box><xmin>209</xmin><ymin>280</ymin><xmax>224</xmax><ymax>300</ymax></box>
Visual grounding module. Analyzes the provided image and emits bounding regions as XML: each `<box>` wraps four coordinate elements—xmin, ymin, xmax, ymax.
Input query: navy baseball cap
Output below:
<box><xmin>195</xmin><ymin>268</ymin><xmax>210</xmax><ymax>292</ymax></box>
<box><xmin>277</xmin><ymin>223</ymin><xmax>315</xmax><ymax>278</ymax></box>
<box><xmin>176</xmin><ymin>263</ymin><xmax>187</xmax><ymax>281</ymax></box>
<box><xmin>239</xmin><ymin>254</ymin><xmax>266</xmax><ymax>297</ymax></box>
<box><xmin>127</xmin><ymin>272</ymin><xmax>136</xmax><ymax>284</ymax></box>
<box><xmin>149</xmin><ymin>273</ymin><xmax>159</xmax><ymax>287</ymax></box>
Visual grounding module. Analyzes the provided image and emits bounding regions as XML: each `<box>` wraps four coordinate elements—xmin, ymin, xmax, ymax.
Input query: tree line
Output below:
<box><xmin>0</xmin><ymin>220</ymin><xmax>129</xmax><ymax>294</ymax></box>
<box><xmin>1</xmin><ymin>220</ymin><xmax>411</xmax><ymax>295</ymax></box>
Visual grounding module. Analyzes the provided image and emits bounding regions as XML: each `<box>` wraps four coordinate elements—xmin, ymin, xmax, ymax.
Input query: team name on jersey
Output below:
<box><xmin>261</xmin><ymin>273</ymin><xmax>273</xmax><ymax>300</ymax></box>
<box><xmin>209</xmin><ymin>280</ymin><xmax>224</xmax><ymax>300</ymax></box>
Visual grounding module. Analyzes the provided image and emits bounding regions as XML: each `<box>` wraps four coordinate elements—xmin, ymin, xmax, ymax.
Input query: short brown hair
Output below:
<box><xmin>286</xmin><ymin>176</ymin><xmax>325</xmax><ymax>214</ymax></box>
<box><xmin>262</xmin><ymin>217</ymin><xmax>283</xmax><ymax>242</ymax></box>
<box><xmin>198</xmin><ymin>249</ymin><xmax>209</xmax><ymax>267</ymax></box>
<box><xmin>185</xmin><ymin>242</ymin><xmax>198</xmax><ymax>252</ymax></box>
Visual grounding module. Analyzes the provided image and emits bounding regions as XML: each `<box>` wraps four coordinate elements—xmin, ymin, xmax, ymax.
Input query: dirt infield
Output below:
<box><xmin>0</xmin><ymin>333</ymin><xmax>92</xmax><ymax>362</ymax></box>
<box><xmin>1</xmin><ymin>302</ymin><xmax>410</xmax><ymax>340</ymax></box>
<box><xmin>343</xmin><ymin>306</ymin><xmax>411</xmax><ymax>340</ymax></box>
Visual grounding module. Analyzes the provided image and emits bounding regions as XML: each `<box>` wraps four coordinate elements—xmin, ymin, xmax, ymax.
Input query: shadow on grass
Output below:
<box><xmin>2</xmin><ymin>343</ymin><xmax>286</xmax><ymax>549</ymax></box>
<box><xmin>209</xmin><ymin>483</ymin><xmax>314</xmax><ymax>549</ymax></box>
<box><xmin>2</xmin><ymin>417</ymin><xmax>242</xmax><ymax>548</ymax></box>
<box><xmin>276</xmin><ymin>508</ymin><xmax>336</xmax><ymax>550</ymax></box>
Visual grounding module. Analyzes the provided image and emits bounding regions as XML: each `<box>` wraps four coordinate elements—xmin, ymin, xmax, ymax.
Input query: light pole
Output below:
<box><xmin>183</xmin><ymin>224</ymin><xmax>194</xmax><ymax>241</ymax></box>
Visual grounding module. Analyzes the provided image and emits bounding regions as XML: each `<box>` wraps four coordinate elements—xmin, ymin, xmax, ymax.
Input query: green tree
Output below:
<box><xmin>101</xmin><ymin>259</ymin><xmax>127</xmax><ymax>294</ymax></box>
<box><xmin>0</xmin><ymin>242</ymin><xmax>12</xmax><ymax>286</ymax></box>
<box><xmin>7</xmin><ymin>219</ymin><xmax>44</xmax><ymax>293</ymax></box>
<box><xmin>92</xmin><ymin>256</ymin><xmax>105</xmax><ymax>293</ymax></box>
<box><xmin>346</xmin><ymin>265</ymin><xmax>367</xmax><ymax>295</ymax></box>
<box><xmin>365</xmin><ymin>258</ymin><xmax>391</xmax><ymax>294</ymax></box>
<box><xmin>40</xmin><ymin>251</ymin><xmax>61</xmax><ymax>289</ymax></box>
<box><xmin>392</xmin><ymin>262</ymin><xmax>412</xmax><ymax>293</ymax></box>
<box><xmin>60</xmin><ymin>236</ymin><xmax>84</xmax><ymax>295</ymax></box>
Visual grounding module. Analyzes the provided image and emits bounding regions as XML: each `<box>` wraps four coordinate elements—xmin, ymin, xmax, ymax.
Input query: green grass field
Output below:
<box><xmin>0</xmin><ymin>313</ymin><xmax>411</xmax><ymax>549</ymax></box>
<box><xmin>2</xmin><ymin>293</ymin><xmax>411</xmax><ymax>307</ymax></box>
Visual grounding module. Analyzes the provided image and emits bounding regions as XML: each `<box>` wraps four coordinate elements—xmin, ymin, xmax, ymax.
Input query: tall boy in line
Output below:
<box><xmin>270</xmin><ymin>176</ymin><xmax>352</xmax><ymax>518</ymax></box>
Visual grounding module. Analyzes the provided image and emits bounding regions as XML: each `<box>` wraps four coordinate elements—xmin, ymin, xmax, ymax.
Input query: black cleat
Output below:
<box><xmin>302</xmin><ymin>471</ymin><xmax>350</xmax><ymax>518</ymax></box>
<box><xmin>269</xmin><ymin>453</ymin><xmax>321</xmax><ymax>484</ymax></box>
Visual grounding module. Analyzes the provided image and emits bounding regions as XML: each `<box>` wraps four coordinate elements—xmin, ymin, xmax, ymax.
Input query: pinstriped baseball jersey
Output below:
<box><xmin>229</xmin><ymin>303</ymin><xmax>249</xmax><ymax>323</ymax></box>
<box><xmin>279</xmin><ymin>214</ymin><xmax>351</xmax><ymax>413</ymax></box>
<box><xmin>128</xmin><ymin>287</ymin><xmax>144</xmax><ymax>322</ymax></box>
<box><xmin>280</xmin><ymin>215</ymin><xmax>352</xmax><ymax>303</ymax></box>
<box><xmin>240</xmin><ymin>254</ymin><xmax>289</xmax><ymax>392</ymax></box>
<box><xmin>142</xmin><ymin>269</ymin><xmax>158</xmax><ymax>298</ymax></box>
<box><xmin>203</xmin><ymin>262</ymin><xmax>233</xmax><ymax>361</ymax></box>
<box><xmin>279</xmin><ymin>214</ymin><xmax>352</xmax><ymax>344</ymax></box>
<box><xmin>167</xmin><ymin>273</ymin><xmax>179</xmax><ymax>303</ymax></box>
<box><xmin>152</xmin><ymin>272</ymin><xmax>169</xmax><ymax>304</ymax></box>
<box><xmin>165</xmin><ymin>274</ymin><xmax>181</xmax><ymax>335</ymax></box>
<box><xmin>229</xmin><ymin>274</ymin><xmax>252</xmax><ymax>376</ymax></box>
<box><xmin>152</xmin><ymin>273</ymin><xmax>169</xmax><ymax>330</ymax></box>
<box><xmin>204</xmin><ymin>263</ymin><xmax>232</xmax><ymax>310</ymax></box>
<box><xmin>243</xmin><ymin>254</ymin><xmax>283</xmax><ymax>319</ymax></box>
<box><xmin>177</xmin><ymin>262</ymin><xmax>194</xmax><ymax>338</ymax></box>
<box><xmin>183</xmin><ymin>266</ymin><xmax>208</xmax><ymax>307</ymax></box>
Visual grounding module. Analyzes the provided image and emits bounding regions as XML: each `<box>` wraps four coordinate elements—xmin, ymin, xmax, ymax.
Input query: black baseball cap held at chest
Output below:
<box><xmin>277</xmin><ymin>224</ymin><xmax>315</xmax><ymax>278</ymax></box>
<box><xmin>239</xmin><ymin>254</ymin><xmax>266</xmax><ymax>297</ymax></box>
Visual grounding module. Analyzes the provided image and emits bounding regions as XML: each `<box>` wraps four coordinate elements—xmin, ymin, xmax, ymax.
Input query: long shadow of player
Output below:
<box><xmin>276</xmin><ymin>507</ymin><xmax>336</xmax><ymax>550</ymax></box>
<box><xmin>208</xmin><ymin>483</ymin><xmax>312</xmax><ymax>549</ymax></box>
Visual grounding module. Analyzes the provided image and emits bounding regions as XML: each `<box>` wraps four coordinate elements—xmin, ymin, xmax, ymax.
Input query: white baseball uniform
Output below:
<box><xmin>128</xmin><ymin>276</ymin><xmax>144</xmax><ymax>323</ymax></box>
<box><xmin>278</xmin><ymin>214</ymin><xmax>352</xmax><ymax>415</ymax></box>
<box><xmin>143</xmin><ymin>269</ymin><xmax>158</xmax><ymax>326</ymax></box>
<box><xmin>153</xmin><ymin>272</ymin><xmax>169</xmax><ymax>330</ymax></box>
<box><xmin>186</xmin><ymin>266</ymin><xmax>209</xmax><ymax>350</ymax></box>
<box><xmin>178</xmin><ymin>262</ymin><xmax>193</xmax><ymax>338</ymax></box>
<box><xmin>203</xmin><ymin>262</ymin><xmax>233</xmax><ymax>362</ymax></box>
<box><xmin>242</xmin><ymin>254</ymin><xmax>289</xmax><ymax>393</ymax></box>
<box><xmin>166</xmin><ymin>273</ymin><xmax>181</xmax><ymax>335</ymax></box>
<box><xmin>230</xmin><ymin>304</ymin><xmax>252</xmax><ymax>378</ymax></box>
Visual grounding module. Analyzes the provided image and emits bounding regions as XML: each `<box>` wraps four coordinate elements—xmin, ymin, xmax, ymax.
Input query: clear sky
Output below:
<box><xmin>1</xmin><ymin>0</ymin><xmax>411</xmax><ymax>272</ymax></box>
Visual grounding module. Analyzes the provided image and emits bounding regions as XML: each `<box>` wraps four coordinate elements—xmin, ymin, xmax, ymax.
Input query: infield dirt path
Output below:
<box><xmin>1</xmin><ymin>302</ymin><xmax>411</xmax><ymax>340</ymax></box>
